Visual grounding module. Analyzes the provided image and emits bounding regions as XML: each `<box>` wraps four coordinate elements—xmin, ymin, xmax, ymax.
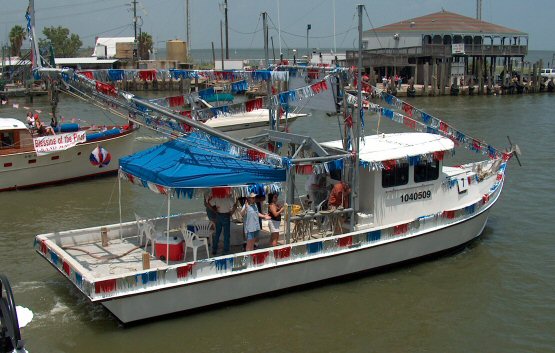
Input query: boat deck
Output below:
<box><xmin>49</xmin><ymin>214</ymin><xmax>348</xmax><ymax>280</ymax></box>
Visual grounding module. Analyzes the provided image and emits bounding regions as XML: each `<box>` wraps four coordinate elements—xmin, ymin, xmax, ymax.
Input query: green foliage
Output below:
<box><xmin>39</xmin><ymin>26</ymin><xmax>82</xmax><ymax>58</ymax></box>
<box><xmin>138</xmin><ymin>32</ymin><xmax>153</xmax><ymax>60</ymax></box>
<box><xmin>9</xmin><ymin>25</ymin><xmax>26</xmax><ymax>57</ymax></box>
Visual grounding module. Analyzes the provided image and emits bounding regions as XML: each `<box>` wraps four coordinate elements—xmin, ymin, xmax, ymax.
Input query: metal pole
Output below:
<box><xmin>224</xmin><ymin>0</ymin><xmax>229</xmax><ymax>59</ymax></box>
<box><xmin>220</xmin><ymin>20</ymin><xmax>224</xmax><ymax>70</ymax></box>
<box><xmin>186</xmin><ymin>0</ymin><xmax>190</xmax><ymax>59</ymax></box>
<box><xmin>166</xmin><ymin>192</ymin><xmax>171</xmax><ymax>265</ymax></box>
<box><xmin>133</xmin><ymin>0</ymin><xmax>138</xmax><ymax>63</ymax></box>
<box><xmin>277</xmin><ymin>0</ymin><xmax>282</xmax><ymax>57</ymax></box>
<box><xmin>333</xmin><ymin>0</ymin><xmax>336</xmax><ymax>53</ymax></box>
<box><xmin>118</xmin><ymin>169</ymin><xmax>123</xmax><ymax>240</ymax></box>
<box><xmin>263</xmin><ymin>12</ymin><xmax>274</xmax><ymax>131</ymax></box>
<box><xmin>306</xmin><ymin>24</ymin><xmax>311</xmax><ymax>60</ymax></box>
<box><xmin>29</xmin><ymin>0</ymin><xmax>42</xmax><ymax>68</ymax></box>
<box><xmin>352</xmin><ymin>4</ymin><xmax>363</xmax><ymax>231</ymax></box>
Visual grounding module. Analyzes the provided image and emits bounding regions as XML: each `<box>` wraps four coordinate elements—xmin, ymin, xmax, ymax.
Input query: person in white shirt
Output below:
<box><xmin>208</xmin><ymin>191</ymin><xmax>237</xmax><ymax>255</ymax></box>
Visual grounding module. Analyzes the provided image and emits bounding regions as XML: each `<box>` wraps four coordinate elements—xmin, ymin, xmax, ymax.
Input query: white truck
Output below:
<box><xmin>540</xmin><ymin>68</ymin><xmax>555</xmax><ymax>79</ymax></box>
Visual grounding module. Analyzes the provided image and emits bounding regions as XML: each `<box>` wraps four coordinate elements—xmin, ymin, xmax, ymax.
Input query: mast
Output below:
<box><xmin>263</xmin><ymin>12</ymin><xmax>274</xmax><ymax>131</ymax></box>
<box><xmin>351</xmin><ymin>4</ymin><xmax>363</xmax><ymax>230</ymax></box>
<box><xmin>133</xmin><ymin>0</ymin><xmax>138</xmax><ymax>63</ymax></box>
<box><xmin>186</xmin><ymin>0</ymin><xmax>190</xmax><ymax>59</ymax></box>
<box><xmin>224</xmin><ymin>0</ymin><xmax>229</xmax><ymax>59</ymax></box>
<box><xmin>333</xmin><ymin>0</ymin><xmax>336</xmax><ymax>53</ymax></box>
<box><xmin>277</xmin><ymin>0</ymin><xmax>282</xmax><ymax>58</ymax></box>
<box><xmin>28</xmin><ymin>0</ymin><xmax>42</xmax><ymax>68</ymax></box>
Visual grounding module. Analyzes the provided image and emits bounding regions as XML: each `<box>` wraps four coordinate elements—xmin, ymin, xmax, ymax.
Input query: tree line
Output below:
<box><xmin>8</xmin><ymin>25</ymin><xmax>153</xmax><ymax>60</ymax></box>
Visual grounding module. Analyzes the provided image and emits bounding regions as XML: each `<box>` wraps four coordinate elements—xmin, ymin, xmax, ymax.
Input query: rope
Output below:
<box><xmin>62</xmin><ymin>245</ymin><xmax>142</xmax><ymax>261</ymax></box>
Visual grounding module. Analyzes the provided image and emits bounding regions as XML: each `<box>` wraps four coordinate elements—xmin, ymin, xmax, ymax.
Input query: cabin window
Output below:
<box><xmin>414</xmin><ymin>159</ymin><xmax>439</xmax><ymax>183</ymax></box>
<box><xmin>382</xmin><ymin>162</ymin><xmax>409</xmax><ymax>188</ymax></box>
<box><xmin>0</xmin><ymin>132</ymin><xmax>15</xmax><ymax>149</ymax></box>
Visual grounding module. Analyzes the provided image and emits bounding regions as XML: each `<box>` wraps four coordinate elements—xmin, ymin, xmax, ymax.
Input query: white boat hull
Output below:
<box><xmin>205</xmin><ymin>109</ymin><xmax>307</xmax><ymax>139</ymax></box>
<box><xmin>102</xmin><ymin>208</ymin><xmax>490</xmax><ymax>323</ymax></box>
<box><xmin>0</xmin><ymin>131</ymin><xmax>135</xmax><ymax>191</ymax></box>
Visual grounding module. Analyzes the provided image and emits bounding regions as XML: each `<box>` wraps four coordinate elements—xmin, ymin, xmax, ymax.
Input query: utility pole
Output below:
<box><xmin>476</xmin><ymin>0</ymin><xmax>482</xmax><ymax>20</ymax></box>
<box><xmin>224</xmin><ymin>0</ymin><xmax>229</xmax><ymax>59</ymax></box>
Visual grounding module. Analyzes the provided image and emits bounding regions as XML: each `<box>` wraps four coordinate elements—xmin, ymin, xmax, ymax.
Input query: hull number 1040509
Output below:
<box><xmin>400</xmin><ymin>190</ymin><xmax>432</xmax><ymax>203</ymax></box>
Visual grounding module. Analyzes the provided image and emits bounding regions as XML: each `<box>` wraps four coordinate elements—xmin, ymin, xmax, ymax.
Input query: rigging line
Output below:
<box><xmin>228</xmin><ymin>25</ymin><xmax>262</xmax><ymax>35</ymax></box>
<box><xmin>104</xmin><ymin>173</ymin><xmax>119</xmax><ymax>220</ymax></box>
<box><xmin>248</xmin><ymin>14</ymin><xmax>262</xmax><ymax>50</ymax></box>
<box><xmin>363</xmin><ymin>6</ymin><xmax>382</xmax><ymax>49</ymax></box>
<box><xmin>277</xmin><ymin>26</ymin><xmax>356</xmax><ymax>40</ymax></box>
<box><xmin>63</xmin><ymin>80</ymin><xmax>277</xmax><ymax>165</ymax></box>
<box><xmin>80</xmin><ymin>24</ymin><xmax>132</xmax><ymax>40</ymax></box>
<box><xmin>36</xmin><ymin>0</ymin><xmax>118</xmax><ymax>12</ymax></box>
<box><xmin>35</xmin><ymin>4</ymin><xmax>127</xmax><ymax>21</ymax></box>
<box><xmin>279</xmin><ymin>0</ymin><xmax>328</xmax><ymax>31</ymax></box>
<box><xmin>338</xmin><ymin>17</ymin><xmax>357</xmax><ymax>49</ymax></box>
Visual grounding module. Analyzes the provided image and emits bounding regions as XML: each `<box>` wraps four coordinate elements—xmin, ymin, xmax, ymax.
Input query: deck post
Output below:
<box><xmin>119</xmin><ymin>170</ymin><xmax>123</xmax><ymax>239</ymax></box>
<box><xmin>285</xmin><ymin>166</ymin><xmax>294</xmax><ymax>244</ymax></box>
<box><xmin>166</xmin><ymin>192</ymin><xmax>171</xmax><ymax>264</ymax></box>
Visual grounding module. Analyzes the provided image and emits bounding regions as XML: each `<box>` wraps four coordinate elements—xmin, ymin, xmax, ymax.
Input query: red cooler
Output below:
<box><xmin>155</xmin><ymin>235</ymin><xmax>184</xmax><ymax>261</ymax></box>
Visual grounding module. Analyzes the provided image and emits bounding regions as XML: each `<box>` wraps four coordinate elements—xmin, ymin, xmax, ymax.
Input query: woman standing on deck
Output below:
<box><xmin>267</xmin><ymin>192</ymin><xmax>286</xmax><ymax>247</ymax></box>
<box><xmin>241</xmin><ymin>193</ymin><xmax>271</xmax><ymax>251</ymax></box>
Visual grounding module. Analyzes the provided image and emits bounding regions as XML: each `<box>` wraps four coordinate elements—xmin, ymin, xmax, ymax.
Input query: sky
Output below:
<box><xmin>0</xmin><ymin>0</ymin><xmax>554</xmax><ymax>51</ymax></box>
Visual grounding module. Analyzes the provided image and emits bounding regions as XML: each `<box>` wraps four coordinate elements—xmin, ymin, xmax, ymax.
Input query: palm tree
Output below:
<box><xmin>138</xmin><ymin>32</ymin><xmax>153</xmax><ymax>60</ymax></box>
<box><xmin>9</xmin><ymin>25</ymin><xmax>27</xmax><ymax>57</ymax></box>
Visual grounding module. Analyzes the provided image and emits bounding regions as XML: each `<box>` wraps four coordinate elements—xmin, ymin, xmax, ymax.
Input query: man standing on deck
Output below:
<box><xmin>209</xmin><ymin>191</ymin><xmax>237</xmax><ymax>255</ymax></box>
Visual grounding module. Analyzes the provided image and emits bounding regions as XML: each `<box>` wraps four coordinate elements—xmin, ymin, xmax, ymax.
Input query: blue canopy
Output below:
<box><xmin>119</xmin><ymin>134</ymin><xmax>286</xmax><ymax>188</ymax></box>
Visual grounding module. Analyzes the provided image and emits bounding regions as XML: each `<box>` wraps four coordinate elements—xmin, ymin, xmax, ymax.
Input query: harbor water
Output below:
<box><xmin>0</xmin><ymin>89</ymin><xmax>554</xmax><ymax>352</ymax></box>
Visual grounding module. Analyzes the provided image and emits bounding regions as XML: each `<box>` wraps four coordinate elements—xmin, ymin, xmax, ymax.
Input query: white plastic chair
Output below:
<box><xmin>193</xmin><ymin>220</ymin><xmax>213</xmax><ymax>248</ymax></box>
<box><xmin>181</xmin><ymin>228</ymin><xmax>209</xmax><ymax>261</ymax></box>
<box><xmin>135</xmin><ymin>213</ymin><xmax>147</xmax><ymax>245</ymax></box>
<box><xmin>143</xmin><ymin>221</ymin><xmax>157</xmax><ymax>256</ymax></box>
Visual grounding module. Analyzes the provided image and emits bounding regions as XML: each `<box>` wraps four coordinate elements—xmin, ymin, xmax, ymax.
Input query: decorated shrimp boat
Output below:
<box><xmin>32</xmin><ymin>3</ymin><xmax>517</xmax><ymax>324</ymax></box>
<box><xmin>33</xmin><ymin>82</ymin><xmax>515</xmax><ymax>323</ymax></box>
<box><xmin>0</xmin><ymin>117</ymin><xmax>137</xmax><ymax>191</ymax></box>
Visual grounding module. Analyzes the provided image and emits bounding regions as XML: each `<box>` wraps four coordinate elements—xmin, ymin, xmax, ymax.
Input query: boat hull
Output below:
<box><xmin>0</xmin><ymin>130</ymin><xmax>135</xmax><ymax>191</ymax></box>
<box><xmin>102</xmin><ymin>208</ymin><xmax>490</xmax><ymax>323</ymax></box>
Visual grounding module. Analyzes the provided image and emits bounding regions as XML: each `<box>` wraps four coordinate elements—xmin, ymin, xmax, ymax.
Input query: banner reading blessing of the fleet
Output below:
<box><xmin>33</xmin><ymin>131</ymin><xmax>87</xmax><ymax>156</ymax></box>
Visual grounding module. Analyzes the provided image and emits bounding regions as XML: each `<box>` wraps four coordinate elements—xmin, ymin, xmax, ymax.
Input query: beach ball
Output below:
<box><xmin>90</xmin><ymin>146</ymin><xmax>111</xmax><ymax>168</ymax></box>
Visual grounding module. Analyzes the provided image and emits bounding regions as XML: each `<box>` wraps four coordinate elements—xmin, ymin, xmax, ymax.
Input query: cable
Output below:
<box><xmin>363</xmin><ymin>6</ymin><xmax>383</xmax><ymax>49</ymax></box>
<box><xmin>35</xmin><ymin>4</ymin><xmax>127</xmax><ymax>21</ymax></box>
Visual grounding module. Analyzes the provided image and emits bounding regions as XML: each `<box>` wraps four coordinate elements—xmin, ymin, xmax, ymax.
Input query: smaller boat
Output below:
<box><xmin>197</xmin><ymin>99</ymin><xmax>308</xmax><ymax>139</ymax></box>
<box><xmin>0</xmin><ymin>117</ymin><xmax>137</xmax><ymax>191</ymax></box>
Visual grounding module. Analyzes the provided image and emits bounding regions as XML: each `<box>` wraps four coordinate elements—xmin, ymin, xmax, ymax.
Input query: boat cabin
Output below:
<box><xmin>323</xmin><ymin>132</ymin><xmax>456</xmax><ymax>227</ymax></box>
<box><xmin>0</xmin><ymin>118</ymin><xmax>34</xmax><ymax>155</ymax></box>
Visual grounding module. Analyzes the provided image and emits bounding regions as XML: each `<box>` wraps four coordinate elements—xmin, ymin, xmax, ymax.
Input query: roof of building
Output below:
<box><xmin>366</xmin><ymin>10</ymin><xmax>527</xmax><ymax>36</ymax></box>
<box><xmin>93</xmin><ymin>37</ymin><xmax>134</xmax><ymax>58</ymax></box>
